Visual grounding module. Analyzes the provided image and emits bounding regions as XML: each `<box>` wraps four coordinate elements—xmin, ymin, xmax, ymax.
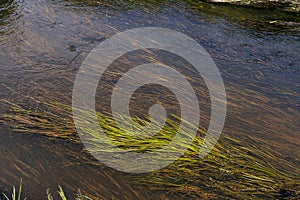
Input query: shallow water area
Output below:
<box><xmin>0</xmin><ymin>0</ymin><xmax>299</xmax><ymax>198</ymax></box>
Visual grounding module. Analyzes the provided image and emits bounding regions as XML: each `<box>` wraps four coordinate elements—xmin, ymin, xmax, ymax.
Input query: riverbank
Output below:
<box><xmin>208</xmin><ymin>0</ymin><xmax>300</xmax><ymax>12</ymax></box>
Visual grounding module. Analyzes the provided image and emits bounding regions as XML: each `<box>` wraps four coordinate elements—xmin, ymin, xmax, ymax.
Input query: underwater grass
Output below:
<box><xmin>0</xmin><ymin>99</ymin><xmax>299</xmax><ymax>199</ymax></box>
<box><xmin>62</xmin><ymin>0</ymin><xmax>300</xmax><ymax>33</ymax></box>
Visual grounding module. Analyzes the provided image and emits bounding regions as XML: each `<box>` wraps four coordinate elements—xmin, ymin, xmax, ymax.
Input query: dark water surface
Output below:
<box><xmin>0</xmin><ymin>0</ymin><xmax>299</xmax><ymax>199</ymax></box>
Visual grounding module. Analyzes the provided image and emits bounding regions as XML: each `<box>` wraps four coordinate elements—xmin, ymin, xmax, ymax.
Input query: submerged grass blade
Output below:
<box><xmin>58</xmin><ymin>186</ymin><xmax>67</xmax><ymax>200</ymax></box>
<box><xmin>0</xmin><ymin>99</ymin><xmax>299</xmax><ymax>198</ymax></box>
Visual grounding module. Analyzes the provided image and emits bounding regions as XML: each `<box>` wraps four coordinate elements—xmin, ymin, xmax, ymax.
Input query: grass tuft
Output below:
<box><xmin>3</xmin><ymin>180</ymin><xmax>91</xmax><ymax>200</ymax></box>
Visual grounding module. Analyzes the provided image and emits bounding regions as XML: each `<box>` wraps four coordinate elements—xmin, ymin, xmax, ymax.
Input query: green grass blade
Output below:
<box><xmin>18</xmin><ymin>178</ymin><xmax>22</xmax><ymax>200</ymax></box>
<box><xmin>58</xmin><ymin>186</ymin><xmax>67</xmax><ymax>200</ymax></box>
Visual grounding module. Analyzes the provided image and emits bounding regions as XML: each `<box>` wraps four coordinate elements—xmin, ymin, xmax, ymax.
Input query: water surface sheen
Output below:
<box><xmin>0</xmin><ymin>0</ymin><xmax>299</xmax><ymax>198</ymax></box>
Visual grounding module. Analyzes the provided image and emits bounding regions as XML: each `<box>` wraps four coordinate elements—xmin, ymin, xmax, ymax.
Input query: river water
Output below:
<box><xmin>0</xmin><ymin>0</ymin><xmax>299</xmax><ymax>199</ymax></box>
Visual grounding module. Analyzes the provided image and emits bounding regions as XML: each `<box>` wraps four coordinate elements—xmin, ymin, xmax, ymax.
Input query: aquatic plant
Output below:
<box><xmin>2</xmin><ymin>179</ymin><xmax>23</xmax><ymax>200</ymax></box>
<box><xmin>0</xmin><ymin>99</ymin><xmax>299</xmax><ymax>199</ymax></box>
<box><xmin>3</xmin><ymin>180</ymin><xmax>92</xmax><ymax>200</ymax></box>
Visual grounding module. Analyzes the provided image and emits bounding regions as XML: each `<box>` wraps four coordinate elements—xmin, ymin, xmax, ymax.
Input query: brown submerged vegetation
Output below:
<box><xmin>0</xmin><ymin>98</ymin><xmax>299</xmax><ymax>199</ymax></box>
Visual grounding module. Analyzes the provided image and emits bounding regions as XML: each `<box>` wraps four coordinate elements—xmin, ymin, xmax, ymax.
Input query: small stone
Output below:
<box><xmin>69</xmin><ymin>45</ymin><xmax>77</xmax><ymax>52</ymax></box>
